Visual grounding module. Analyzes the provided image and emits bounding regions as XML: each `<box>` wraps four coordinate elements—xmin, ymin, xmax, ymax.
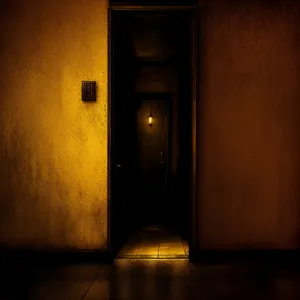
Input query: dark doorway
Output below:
<box><xmin>108</xmin><ymin>6</ymin><xmax>196</xmax><ymax>258</ymax></box>
<box><xmin>135</xmin><ymin>96</ymin><xmax>169</xmax><ymax>226</ymax></box>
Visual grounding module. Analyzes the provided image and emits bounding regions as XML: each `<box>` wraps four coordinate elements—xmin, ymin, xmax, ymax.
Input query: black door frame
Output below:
<box><xmin>107</xmin><ymin>4</ymin><xmax>198</xmax><ymax>260</ymax></box>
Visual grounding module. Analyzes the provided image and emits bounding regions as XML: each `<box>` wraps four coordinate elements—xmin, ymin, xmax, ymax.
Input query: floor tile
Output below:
<box><xmin>2</xmin><ymin>254</ymin><xmax>300</xmax><ymax>300</ymax></box>
<box><xmin>1</xmin><ymin>263</ymin><xmax>102</xmax><ymax>300</ymax></box>
<box><xmin>29</xmin><ymin>264</ymin><xmax>101</xmax><ymax>300</ymax></box>
<box><xmin>118</xmin><ymin>245</ymin><xmax>139</xmax><ymax>256</ymax></box>
<box><xmin>84</xmin><ymin>258</ymin><xmax>300</xmax><ymax>300</ymax></box>
<box><xmin>159</xmin><ymin>241</ymin><xmax>183</xmax><ymax>247</ymax></box>
<box><xmin>159</xmin><ymin>245</ymin><xmax>185</xmax><ymax>256</ymax></box>
<box><xmin>137</xmin><ymin>244</ymin><xmax>159</xmax><ymax>256</ymax></box>
<box><xmin>117</xmin><ymin>226</ymin><xmax>189</xmax><ymax>259</ymax></box>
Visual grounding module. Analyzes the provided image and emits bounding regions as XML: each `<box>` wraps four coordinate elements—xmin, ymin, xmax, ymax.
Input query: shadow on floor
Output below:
<box><xmin>2</xmin><ymin>234</ymin><xmax>300</xmax><ymax>299</ymax></box>
<box><xmin>1</xmin><ymin>256</ymin><xmax>300</xmax><ymax>299</ymax></box>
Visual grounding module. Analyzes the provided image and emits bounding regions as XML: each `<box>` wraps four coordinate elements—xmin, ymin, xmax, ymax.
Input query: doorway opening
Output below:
<box><xmin>108</xmin><ymin>6</ymin><xmax>196</xmax><ymax>259</ymax></box>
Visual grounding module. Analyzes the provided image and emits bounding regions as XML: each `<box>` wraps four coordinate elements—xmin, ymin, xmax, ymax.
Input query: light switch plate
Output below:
<box><xmin>82</xmin><ymin>81</ymin><xmax>96</xmax><ymax>101</ymax></box>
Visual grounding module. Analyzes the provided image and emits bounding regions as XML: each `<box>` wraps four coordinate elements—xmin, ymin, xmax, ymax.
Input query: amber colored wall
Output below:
<box><xmin>0</xmin><ymin>0</ymin><xmax>108</xmax><ymax>249</ymax></box>
<box><xmin>197</xmin><ymin>1</ymin><xmax>300</xmax><ymax>249</ymax></box>
<box><xmin>2</xmin><ymin>0</ymin><xmax>300</xmax><ymax>252</ymax></box>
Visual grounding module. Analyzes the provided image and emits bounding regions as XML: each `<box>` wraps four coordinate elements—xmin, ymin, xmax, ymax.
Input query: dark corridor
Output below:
<box><xmin>109</xmin><ymin>8</ymin><xmax>194</xmax><ymax>257</ymax></box>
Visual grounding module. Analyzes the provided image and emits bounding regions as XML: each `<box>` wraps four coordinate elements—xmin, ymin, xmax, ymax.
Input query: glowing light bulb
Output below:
<box><xmin>148</xmin><ymin>113</ymin><xmax>153</xmax><ymax>127</ymax></box>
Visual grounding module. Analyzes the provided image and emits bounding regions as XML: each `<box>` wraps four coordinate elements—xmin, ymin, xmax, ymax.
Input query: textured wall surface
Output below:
<box><xmin>0</xmin><ymin>0</ymin><xmax>108</xmax><ymax>249</ymax></box>
<box><xmin>2</xmin><ymin>0</ymin><xmax>300</xmax><ymax>251</ymax></box>
<box><xmin>197</xmin><ymin>1</ymin><xmax>300</xmax><ymax>249</ymax></box>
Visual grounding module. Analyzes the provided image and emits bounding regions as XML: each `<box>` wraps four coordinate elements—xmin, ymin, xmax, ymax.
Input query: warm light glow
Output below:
<box><xmin>0</xmin><ymin>0</ymin><xmax>108</xmax><ymax>249</ymax></box>
<box><xmin>148</xmin><ymin>113</ymin><xmax>153</xmax><ymax>127</ymax></box>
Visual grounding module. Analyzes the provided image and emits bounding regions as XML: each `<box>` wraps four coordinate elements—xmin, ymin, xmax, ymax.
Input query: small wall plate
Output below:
<box><xmin>82</xmin><ymin>81</ymin><xmax>96</xmax><ymax>101</ymax></box>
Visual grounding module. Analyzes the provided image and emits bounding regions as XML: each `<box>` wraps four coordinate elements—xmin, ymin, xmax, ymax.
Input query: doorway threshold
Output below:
<box><xmin>117</xmin><ymin>226</ymin><xmax>189</xmax><ymax>259</ymax></box>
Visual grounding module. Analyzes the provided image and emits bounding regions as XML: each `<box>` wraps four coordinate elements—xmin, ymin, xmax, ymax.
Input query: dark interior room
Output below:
<box><xmin>1</xmin><ymin>0</ymin><xmax>300</xmax><ymax>299</ymax></box>
<box><xmin>109</xmin><ymin>9</ymin><xmax>194</xmax><ymax>258</ymax></box>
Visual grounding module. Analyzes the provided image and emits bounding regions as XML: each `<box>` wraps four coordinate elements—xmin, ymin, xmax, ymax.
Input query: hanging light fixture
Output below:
<box><xmin>148</xmin><ymin>112</ymin><xmax>153</xmax><ymax>127</ymax></box>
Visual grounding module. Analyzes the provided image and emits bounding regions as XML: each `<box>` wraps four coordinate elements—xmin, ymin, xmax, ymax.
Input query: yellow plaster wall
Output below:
<box><xmin>0</xmin><ymin>0</ymin><xmax>108</xmax><ymax>249</ymax></box>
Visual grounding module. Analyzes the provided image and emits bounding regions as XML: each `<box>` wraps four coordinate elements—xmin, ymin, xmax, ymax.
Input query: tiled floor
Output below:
<box><xmin>1</xmin><ymin>227</ymin><xmax>300</xmax><ymax>299</ymax></box>
<box><xmin>1</xmin><ymin>253</ymin><xmax>300</xmax><ymax>299</ymax></box>
<box><xmin>117</xmin><ymin>226</ymin><xmax>189</xmax><ymax>258</ymax></box>
<box><xmin>84</xmin><ymin>259</ymin><xmax>300</xmax><ymax>300</ymax></box>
